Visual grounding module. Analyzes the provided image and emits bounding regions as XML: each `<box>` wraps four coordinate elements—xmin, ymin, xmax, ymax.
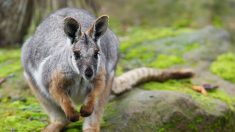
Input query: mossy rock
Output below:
<box><xmin>102</xmin><ymin>90</ymin><xmax>235</xmax><ymax>132</ymax></box>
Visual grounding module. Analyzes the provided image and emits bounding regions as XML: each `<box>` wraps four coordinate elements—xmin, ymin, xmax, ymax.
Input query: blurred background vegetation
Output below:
<box><xmin>0</xmin><ymin>0</ymin><xmax>235</xmax><ymax>46</ymax></box>
<box><xmin>0</xmin><ymin>0</ymin><xmax>235</xmax><ymax>131</ymax></box>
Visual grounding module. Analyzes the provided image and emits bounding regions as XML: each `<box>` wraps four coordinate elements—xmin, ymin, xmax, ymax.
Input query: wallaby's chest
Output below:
<box><xmin>67</xmin><ymin>76</ymin><xmax>92</xmax><ymax>104</ymax></box>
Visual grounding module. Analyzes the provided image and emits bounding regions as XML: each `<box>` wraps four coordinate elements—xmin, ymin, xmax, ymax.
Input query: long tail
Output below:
<box><xmin>112</xmin><ymin>67</ymin><xmax>194</xmax><ymax>94</ymax></box>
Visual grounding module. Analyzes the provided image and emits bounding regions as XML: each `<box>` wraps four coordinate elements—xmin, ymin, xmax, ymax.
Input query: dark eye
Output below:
<box><xmin>94</xmin><ymin>52</ymin><xmax>99</xmax><ymax>59</ymax></box>
<box><xmin>74</xmin><ymin>52</ymin><xmax>81</xmax><ymax>60</ymax></box>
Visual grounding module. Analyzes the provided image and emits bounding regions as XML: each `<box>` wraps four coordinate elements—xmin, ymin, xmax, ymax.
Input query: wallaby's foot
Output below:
<box><xmin>66</xmin><ymin>110</ymin><xmax>80</xmax><ymax>122</ymax></box>
<box><xmin>80</xmin><ymin>104</ymin><xmax>94</xmax><ymax>117</ymax></box>
<box><xmin>83</xmin><ymin>127</ymin><xmax>99</xmax><ymax>132</ymax></box>
<box><xmin>42</xmin><ymin>122</ymin><xmax>66</xmax><ymax>132</ymax></box>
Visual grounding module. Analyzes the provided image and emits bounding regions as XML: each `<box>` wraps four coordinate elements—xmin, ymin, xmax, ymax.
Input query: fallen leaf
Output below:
<box><xmin>192</xmin><ymin>85</ymin><xmax>208</xmax><ymax>95</ymax></box>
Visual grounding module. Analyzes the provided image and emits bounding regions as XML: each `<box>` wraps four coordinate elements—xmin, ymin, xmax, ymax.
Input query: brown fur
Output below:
<box><xmin>24</xmin><ymin>74</ymin><xmax>69</xmax><ymax>131</ymax></box>
<box><xmin>49</xmin><ymin>71</ymin><xmax>80</xmax><ymax>122</ymax></box>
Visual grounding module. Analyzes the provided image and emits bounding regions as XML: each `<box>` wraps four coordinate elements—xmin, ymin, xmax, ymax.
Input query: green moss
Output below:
<box><xmin>143</xmin><ymin>79</ymin><xmax>235</xmax><ymax>110</ymax></box>
<box><xmin>143</xmin><ymin>80</ymin><xmax>200</xmax><ymax>103</ymax></box>
<box><xmin>0</xmin><ymin>96</ymin><xmax>85</xmax><ymax>131</ymax></box>
<box><xmin>148</xmin><ymin>54</ymin><xmax>184</xmax><ymax>69</ymax></box>
<box><xmin>210</xmin><ymin>53</ymin><xmax>235</xmax><ymax>83</ymax></box>
<box><xmin>102</xmin><ymin>102</ymin><xmax>119</xmax><ymax>130</ymax></box>
<box><xmin>184</xmin><ymin>42</ymin><xmax>200</xmax><ymax>52</ymax></box>
<box><xmin>144</xmin><ymin>80</ymin><xmax>235</xmax><ymax>131</ymax></box>
<box><xmin>143</xmin><ymin>79</ymin><xmax>192</xmax><ymax>92</ymax></box>
<box><xmin>0</xmin><ymin>97</ymin><xmax>47</xmax><ymax>131</ymax></box>
<box><xmin>65</xmin><ymin>121</ymin><xmax>83</xmax><ymax>132</ymax></box>
<box><xmin>0</xmin><ymin>49</ymin><xmax>22</xmax><ymax>77</ymax></box>
<box><xmin>117</xmin><ymin>27</ymin><xmax>198</xmax><ymax>72</ymax></box>
<box><xmin>0</xmin><ymin>60</ymin><xmax>22</xmax><ymax>78</ymax></box>
<box><xmin>191</xmin><ymin>93</ymin><xmax>219</xmax><ymax>113</ymax></box>
<box><xmin>0</xmin><ymin>49</ymin><xmax>21</xmax><ymax>63</ymax></box>
<box><xmin>209</xmin><ymin>90</ymin><xmax>235</xmax><ymax>110</ymax></box>
<box><xmin>125</xmin><ymin>45</ymin><xmax>156</xmax><ymax>62</ymax></box>
<box><xmin>120</xmin><ymin>27</ymin><xmax>194</xmax><ymax>52</ymax></box>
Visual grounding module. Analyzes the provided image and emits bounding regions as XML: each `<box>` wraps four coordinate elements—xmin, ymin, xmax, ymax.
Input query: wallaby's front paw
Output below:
<box><xmin>67</xmin><ymin>111</ymin><xmax>80</xmax><ymax>122</ymax></box>
<box><xmin>80</xmin><ymin>104</ymin><xmax>94</xmax><ymax>117</ymax></box>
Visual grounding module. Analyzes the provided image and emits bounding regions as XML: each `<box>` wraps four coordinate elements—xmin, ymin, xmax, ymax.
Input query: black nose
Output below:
<box><xmin>85</xmin><ymin>67</ymin><xmax>93</xmax><ymax>78</ymax></box>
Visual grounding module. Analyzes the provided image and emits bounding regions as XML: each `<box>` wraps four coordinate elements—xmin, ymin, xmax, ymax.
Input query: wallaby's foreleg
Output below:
<box><xmin>24</xmin><ymin>72</ymin><xmax>68</xmax><ymax>132</ymax></box>
<box><xmin>49</xmin><ymin>71</ymin><xmax>80</xmax><ymax>122</ymax></box>
<box><xmin>80</xmin><ymin>67</ymin><xmax>106</xmax><ymax>117</ymax></box>
<box><xmin>83</xmin><ymin>74</ymin><xmax>114</xmax><ymax>132</ymax></box>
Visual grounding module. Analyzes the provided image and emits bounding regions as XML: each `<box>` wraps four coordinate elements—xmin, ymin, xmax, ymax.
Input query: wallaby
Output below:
<box><xmin>22</xmin><ymin>8</ymin><xmax>194</xmax><ymax>132</ymax></box>
<box><xmin>21</xmin><ymin>8</ymin><xmax>119</xmax><ymax>132</ymax></box>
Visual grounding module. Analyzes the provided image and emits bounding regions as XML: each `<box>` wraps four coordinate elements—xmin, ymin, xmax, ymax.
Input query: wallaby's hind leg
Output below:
<box><xmin>83</xmin><ymin>75</ymin><xmax>114</xmax><ymax>132</ymax></box>
<box><xmin>24</xmin><ymin>72</ymin><xmax>69</xmax><ymax>132</ymax></box>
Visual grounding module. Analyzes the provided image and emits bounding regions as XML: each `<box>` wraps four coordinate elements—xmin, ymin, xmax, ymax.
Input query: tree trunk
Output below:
<box><xmin>0</xmin><ymin>0</ymin><xmax>34</xmax><ymax>46</ymax></box>
<box><xmin>0</xmin><ymin>0</ymin><xmax>100</xmax><ymax>46</ymax></box>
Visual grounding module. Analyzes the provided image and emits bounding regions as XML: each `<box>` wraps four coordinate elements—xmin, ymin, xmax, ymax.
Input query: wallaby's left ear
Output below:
<box><xmin>64</xmin><ymin>17</ymin><xmax>82</xmax><ymax>44</ymax></box>
<box><xmin>88</xmin><ymin>15</ymin><xmax>109</xmax><ymax>41</ymax></box>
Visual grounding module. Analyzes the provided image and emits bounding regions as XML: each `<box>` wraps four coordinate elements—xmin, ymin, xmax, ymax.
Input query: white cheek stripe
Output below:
<box><xmin>33</xmin><ymin>56</ymin><xmax>51</xmax><ymax>98</ymax></box>
<box><xmin>72</xmin><ymin>55</ymin><xmax>80</xmax><ymax>74</ymax></box>
<box><xmin>67</xmin><ymin>37</ymin><xmax>80</xmax><ymax>74</ymax></box>
<box><xmin>66</xmin><ymin>37</ymin><xmax>71</xmax><ymax>46</ymax></box>
<box><xmin>97</xmin><ymin>39</ymin><xmax>101</xmax><ymax>73</ymax></box>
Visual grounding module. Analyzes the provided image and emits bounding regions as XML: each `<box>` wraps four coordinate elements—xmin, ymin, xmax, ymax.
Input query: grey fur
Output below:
<box><xmin>21</xmin><ymin>8</ymin><xmax>119</xmax><ymax>104</ymax></box>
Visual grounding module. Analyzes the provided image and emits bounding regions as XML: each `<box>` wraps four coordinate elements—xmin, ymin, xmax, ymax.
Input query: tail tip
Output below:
<box><xmin>172</xmin><ymin>69</ymin><xmax>195</xmax><ymax>79</ymax></box>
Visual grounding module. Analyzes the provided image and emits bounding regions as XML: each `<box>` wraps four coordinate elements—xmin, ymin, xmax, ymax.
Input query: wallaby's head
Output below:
<box><xmin>64</xmin><ymin>15</ymin><xmax>108</xmax><ymax>80</ymax></box>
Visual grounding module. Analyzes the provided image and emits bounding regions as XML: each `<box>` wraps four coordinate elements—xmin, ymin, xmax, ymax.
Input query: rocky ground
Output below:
<box><xmin>102</xmin><ymin>26</ymin><xmax>235</xmax><ymax>131</ymax></box>
<box><xmin>0</xmin><ymin>26</ymin><xmax>234</xmax><ymax>131</ymax></box>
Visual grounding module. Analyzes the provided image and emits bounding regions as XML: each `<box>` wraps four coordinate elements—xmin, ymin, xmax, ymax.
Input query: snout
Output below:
<box><xmin>85</xmin><ymin>67</ymin><xmax>93</xmax><ymax>79</ymax></box>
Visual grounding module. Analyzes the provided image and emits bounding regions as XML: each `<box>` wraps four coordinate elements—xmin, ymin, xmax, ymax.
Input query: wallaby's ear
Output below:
<box><xmin>64</xmin><ymin>17</ymin><xmax>82</xmax><ymax>43</ymax></box>
<box><xmin>88</xmin><ymin>15</ymin><xmax>109</xmax><ymax>41</ymax></box>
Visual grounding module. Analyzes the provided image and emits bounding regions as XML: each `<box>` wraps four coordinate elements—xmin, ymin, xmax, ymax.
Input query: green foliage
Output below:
<box><xmin>149</xmin><ymin>54</ymin><xmax>184</xmax><ymax>69</ymax></box>
<box><xmin>210</xmin><ymin>53</ymin><xmax>235</xmax><ymax>83</ymax></box>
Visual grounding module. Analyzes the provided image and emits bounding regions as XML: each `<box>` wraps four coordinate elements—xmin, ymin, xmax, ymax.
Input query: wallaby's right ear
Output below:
<box><xmin>64</xmin><ymin>17</ymin><xmax>82</xmax><ymax>43</ymax></box>
<box><xmin>88</xmin><ymin>15</ymin><xmax>109</xmax><ymax>41</ymax></box>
